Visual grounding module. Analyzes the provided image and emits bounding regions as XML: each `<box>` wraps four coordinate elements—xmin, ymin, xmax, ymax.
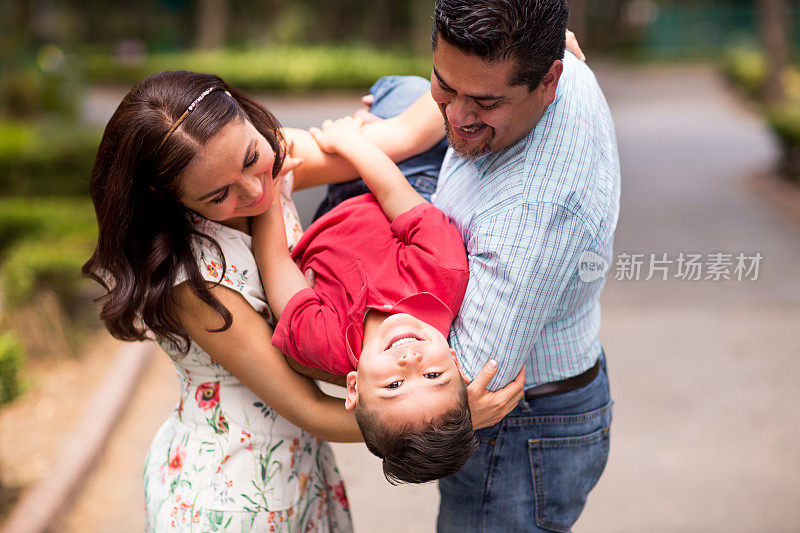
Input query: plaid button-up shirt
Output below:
<box><xmin>432</xmin><ymin>51</ymin><xmax>621</xmax><ymax>391</ymax></box>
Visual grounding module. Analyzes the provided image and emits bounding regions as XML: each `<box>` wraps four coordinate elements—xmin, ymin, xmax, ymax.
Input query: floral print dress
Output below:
<box><xmin>143</xmin><ymin>174</ymin><xmax>352</xmax><ymax>532</ymax></box>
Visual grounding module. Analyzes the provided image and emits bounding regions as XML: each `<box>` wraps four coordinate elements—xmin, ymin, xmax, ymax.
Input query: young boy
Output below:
<box><xmin>252</xmin><ymin>116</ymin><xmax>475</xmax><ymax>484</ymax></box>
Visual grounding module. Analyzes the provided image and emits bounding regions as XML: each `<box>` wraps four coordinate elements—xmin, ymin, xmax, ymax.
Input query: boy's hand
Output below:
<box><xmin>309</xmin><ymin>116</ymin><xmax>366</xmax><ymax>154</ymax></box>
<box><xmin>461</xmin><ymin>360</ymin><xmax>525</xmax><ymax>429</ymax></box>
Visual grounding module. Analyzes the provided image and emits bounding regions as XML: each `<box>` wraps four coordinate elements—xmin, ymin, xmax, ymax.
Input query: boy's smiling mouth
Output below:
<box><xmin>385</xmin><ymin>334</ymin><xmax>423</xmax><ymax>351</ymax></box>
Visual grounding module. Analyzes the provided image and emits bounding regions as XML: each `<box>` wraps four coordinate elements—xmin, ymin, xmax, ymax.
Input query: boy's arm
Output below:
<box><xmin>309</xmin><ymin>116</ymin><xmax>425</xmax><ymax>222</ymax></box>
<box><xmin>251</xmin><ymin>174</ymin><xmax>308</xmax><ymax>321</ymax></box>
<box><xmin>290</xmin><ymin>91</ymin><xmax>444</xmax><ymax>191</ymax></box>
<box><xmin>286</xmin><ymin>356</ymin><xmax>347</xmax><ymax>387</ymax></box>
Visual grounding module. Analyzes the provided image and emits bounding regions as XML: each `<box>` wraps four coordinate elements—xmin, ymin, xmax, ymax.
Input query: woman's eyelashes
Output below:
<box><xmin>209</xmin><ymin>187</ymin><xmax>230</xmax><ymax>204</ymax></box>
<box><xmin>244</xmin><ymin>149</ymin><xmax>259</xmax><ymax>169</ymax></box>
<box><xmin>207</xmin><ymin>148</ymin><xmax>260</xmax><ymax>205</ymax></box>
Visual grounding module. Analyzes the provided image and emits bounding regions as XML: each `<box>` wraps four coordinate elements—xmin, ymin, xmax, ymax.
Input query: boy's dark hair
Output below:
<box><xmin>355</xmin><ymin>386</ymin><xmax>477</xmax><ymax>484</ymax></box>
<box><xmin>432</xmin><ymin>0</ymin><xmax>569</xmax><ymax>91</ymax></box>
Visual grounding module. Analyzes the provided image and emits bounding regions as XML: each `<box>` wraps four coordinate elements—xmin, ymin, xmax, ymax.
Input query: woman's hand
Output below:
<box><xmin>565</xmin><ymin>29</ymin><xmax>586</xmax><ymax>61</ymax></box>
<box><xmin>461</xmin><ymin>360</ymin><xmax>526</xmax><ymax>429</ymax></box>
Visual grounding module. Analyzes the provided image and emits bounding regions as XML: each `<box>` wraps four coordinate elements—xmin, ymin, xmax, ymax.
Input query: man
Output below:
<box><xmin>428</xmin><ymin>1</ymin><xmax>619</xmax><ymax>531</ymax></box>
<box><xmin>307</xmin><ymin>0</ymin><xmax>617</xmax><ymax>528</ymax></box>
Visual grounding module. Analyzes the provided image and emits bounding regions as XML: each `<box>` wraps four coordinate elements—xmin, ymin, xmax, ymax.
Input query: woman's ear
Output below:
<box><xmin>344</xmin><ymin>371</ymin><xmax>359</xmax><ymax>410</ymax></box>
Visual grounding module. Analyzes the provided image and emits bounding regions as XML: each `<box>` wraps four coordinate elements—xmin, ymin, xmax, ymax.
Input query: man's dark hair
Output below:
<box><xmin>355</xmin><ymin>386</ymin><xmax>477</xmax><ymax>484</ymax></box>
<box><xmin>432</xmin><ymin>0</ymin><xmax>569</xmax><ymax>91</ymax></box>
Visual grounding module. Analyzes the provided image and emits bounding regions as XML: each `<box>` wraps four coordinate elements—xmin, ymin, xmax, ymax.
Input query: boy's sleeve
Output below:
<box><xmin>272</xmin><ymin>288</ymin><xmax>351</xmax><ymax>375</ymax></box>
<box><xmin>390</xmin><ymin>203</ymin><xmax>468</xmax><ymax>271</ymax></box>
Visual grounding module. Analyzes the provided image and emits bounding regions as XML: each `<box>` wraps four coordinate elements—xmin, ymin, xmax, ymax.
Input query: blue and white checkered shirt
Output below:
<box><xmin>432</xmin><ymin>51</ymin><xmax>620</xmax><ymax>391</ymax></box>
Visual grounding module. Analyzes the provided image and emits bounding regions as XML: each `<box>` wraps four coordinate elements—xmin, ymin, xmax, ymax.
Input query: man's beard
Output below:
<box><xmin>444</xmin><ymin>117</ymin><xmax>495</xmax><ymax>160</ymax></box>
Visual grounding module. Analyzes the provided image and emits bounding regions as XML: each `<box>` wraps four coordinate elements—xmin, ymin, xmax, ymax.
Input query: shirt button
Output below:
<box><xmin>431</xmin><ymin>193</ymin><xmax>438</xmax><ymax>203</ymax></box>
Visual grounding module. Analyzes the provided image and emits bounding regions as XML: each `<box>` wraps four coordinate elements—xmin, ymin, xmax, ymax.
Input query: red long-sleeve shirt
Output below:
<box><xmin>272</xmin><ymin>194</ymin><xmax>469</xmax><ymax>375</ymax></box>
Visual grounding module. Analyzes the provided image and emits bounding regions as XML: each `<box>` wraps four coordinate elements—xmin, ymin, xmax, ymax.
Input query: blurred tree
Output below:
<box><xmin>569</xmin><ymin>0</ymin><xmax>587</xmax><ymax>42</ymax></box>
<box><xmin>758</xmin><ymin>0</ymin><xmax>792</xmax><ymax>103</ymax></box>
<box><xmin>196</xmin><ymin>0</ymin><xmax>230</xmax><ymax>49</ymax></box>
<box><xmin>410</xmin><ymin>0</ymin><xmax>435</xmax><ymax>55</ymax></box>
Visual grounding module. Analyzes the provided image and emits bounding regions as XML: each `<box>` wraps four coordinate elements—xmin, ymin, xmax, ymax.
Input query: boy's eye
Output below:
<box><xmin>209</xmin><ymin>187</ymin><xmax>230</xmax><ymax>204</ymax></box>
<box><xmin>385</xmin><ymin>380</ymin><xmax>403</xmax><ymax>389</ymax></box>
<box><xmin>424</xmin><ymin>372</ymin><xmax>443</xmax><ymax>379</ymax></box>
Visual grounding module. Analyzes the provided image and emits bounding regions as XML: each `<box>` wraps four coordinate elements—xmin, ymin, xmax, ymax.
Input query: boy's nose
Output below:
<box><xmin>398</xmin><ymin>352</ymin><xmax>422</xmax><ymax>365</ymax></box>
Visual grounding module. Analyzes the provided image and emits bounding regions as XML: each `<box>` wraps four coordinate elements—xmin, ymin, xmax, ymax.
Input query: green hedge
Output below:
<box><xmin>86</xmin><ymin>45</ymin><xmax>432</xmax><ymax>91</ymax></box>
<box><xmin>0</xmin><ymin>332</ymin><xmax>23</xmax><ymax>406</ymax></box>
<box><xmin>721</xmin><ymin>47</ymin><xmax>767</xmax><ymax>98</ymax></box>
<box><xmin>0</xmin><ymin>121</ymin><xmax>100</xmax><ymax>197</ymax></box>
<box><xmin>0</xmin><ymin>198</ymin><xmax>97</xmax><ymax>311</ymax></box>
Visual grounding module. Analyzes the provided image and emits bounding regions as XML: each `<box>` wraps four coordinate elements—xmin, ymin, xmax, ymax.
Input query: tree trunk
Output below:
<box><xmin>364</xmin><ymin>0</ymin><xmax>393</xmax><ymax>45</ymax></box>
<box><xmin>569</xmin><ymin>0</ymin><xmax>587</xmax><ymax>43</ymax></box>
<box><xmin>759</xmin><ymin>0</ymin><xmax>792</xmax><ymax>104</ymax></box>
<box><xmin>411</xmin><ymin>0</ymin><xmax>434</xmax><ymax>55</ymax></box>
<box><xmin>195</xmin><ymin>0</ymin><xmax>229</xmax><ymax>50</ymax></box>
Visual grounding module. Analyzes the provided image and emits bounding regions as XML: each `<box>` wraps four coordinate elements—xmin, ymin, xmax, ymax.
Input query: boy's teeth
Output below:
<box><xmin>390</xmin><ymin>337</ymin><xmax>417</xmax><ymax>349</ymax></box>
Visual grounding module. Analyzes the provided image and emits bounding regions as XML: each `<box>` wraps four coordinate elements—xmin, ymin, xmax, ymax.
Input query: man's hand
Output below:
<box><xmin>462</xmin><ymin>360</ymin><xmax>526</xmax><ymax>430</ymax></box>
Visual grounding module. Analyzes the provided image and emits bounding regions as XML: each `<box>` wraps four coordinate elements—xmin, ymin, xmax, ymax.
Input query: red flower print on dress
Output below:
<box><xmin>333</xmin><ymin>481</ymin><xmax>349</xmax><ymax>510</ymax></box>
<box><xmin>168</xmin><ymin>445</ymin><xmax>186</xmax><ymax>475</ymax></box>
<box><xmin>195</xmin><ymin>382</ymin><xmax>220</xmax><ymax>410</ymax></box>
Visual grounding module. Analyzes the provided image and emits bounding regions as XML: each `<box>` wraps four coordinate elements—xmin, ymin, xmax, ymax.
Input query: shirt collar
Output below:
<box><xmin>389</xmin><ymin>292</ymin><xmax>455</xmax><ymax>338</ymax></box>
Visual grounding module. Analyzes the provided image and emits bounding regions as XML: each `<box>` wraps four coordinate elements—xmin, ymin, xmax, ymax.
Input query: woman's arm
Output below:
<box><xmin>172</xmin><ymin>281</ymin><xmax>362</xmax><ymax>442</ymax></box>
<box><xmin>288</xmin><ymin>90</ymin><xmax>444</xmax><ymax>191</ymax></box>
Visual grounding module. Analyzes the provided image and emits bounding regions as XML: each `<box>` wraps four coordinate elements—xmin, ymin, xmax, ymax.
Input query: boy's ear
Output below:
<box><xmin>451</xmin><ymin>349</ymin><xmax>469</xmax><ymax>383</ymax></box>
<box><xmin>344</xmin><ymin>371</ymin><xmax>358</xmax><ymax>410</ymax></box>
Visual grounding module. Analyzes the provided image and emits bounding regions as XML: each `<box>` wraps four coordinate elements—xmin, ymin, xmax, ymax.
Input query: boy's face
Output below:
<box><xmin>346</xmin><ymin>313</ymin><xmax>464</xmax><ymax>427</ymax></box>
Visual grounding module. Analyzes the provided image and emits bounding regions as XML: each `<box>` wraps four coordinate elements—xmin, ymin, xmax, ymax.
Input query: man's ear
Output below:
<box><xmin>538</xmin><ymin>59</ymin><xmax>564</xmax><ymax>108</ymax></box>
<box><xmin>344</xmin><ymin>371</ymin><xmax>359</xmax><ymax>410</ymax></box>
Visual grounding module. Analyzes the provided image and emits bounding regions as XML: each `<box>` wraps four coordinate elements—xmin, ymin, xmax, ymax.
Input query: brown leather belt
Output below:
<box><xmin>524</xmin><ymin>358</ymin><xmax>601</xmax><ymax>400</ymax></box>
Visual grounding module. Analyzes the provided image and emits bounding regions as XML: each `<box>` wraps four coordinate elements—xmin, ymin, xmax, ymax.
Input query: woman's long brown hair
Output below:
<box><xmin>82</xmin><ymin>70</ymin><xmax>285</xmax><ymax>354</ymax></box>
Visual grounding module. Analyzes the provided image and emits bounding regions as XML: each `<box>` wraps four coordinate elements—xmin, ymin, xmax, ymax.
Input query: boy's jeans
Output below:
<box><xmin>437</xmin><ymin>353</ymin><xmax>612</xmax><ymax>533</ymax></box>
<box><xmin>312</xmin><ymin>75</ymin><xmax>448</xmax><ymax>221</ymax></box>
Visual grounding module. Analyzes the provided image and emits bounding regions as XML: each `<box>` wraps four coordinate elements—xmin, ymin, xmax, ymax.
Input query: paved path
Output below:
<box><xmin>65</xmin><ymin>64</ymin><xmax>800</xmax><ymax>532</ymax></box>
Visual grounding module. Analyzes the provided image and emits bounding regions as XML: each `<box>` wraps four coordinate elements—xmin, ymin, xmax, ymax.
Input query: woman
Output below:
<box><xmin>82</xmin><ymin>70</ymin><xmax>444</xmax><ymax>531</ymax></box>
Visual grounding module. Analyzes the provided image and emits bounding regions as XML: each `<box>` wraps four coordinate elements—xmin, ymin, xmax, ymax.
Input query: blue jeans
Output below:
<box><xmin>312</xmin><ymin>76</ymin><xmax>448</xmax><ymax>220</ymax></box>
<box><xmin>438</xmin><ymin>353</ymin><xmax>613</xmax><ymax>533</ymax></box>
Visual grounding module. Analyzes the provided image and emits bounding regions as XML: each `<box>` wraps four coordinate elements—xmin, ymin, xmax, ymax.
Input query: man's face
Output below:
<box><xmin>430</xmin><ymin>36</ymin><xmax>560</xmax><ymax>159</ymax></box>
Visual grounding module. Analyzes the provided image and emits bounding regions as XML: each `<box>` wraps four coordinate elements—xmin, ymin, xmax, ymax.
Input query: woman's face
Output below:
<box><xmin>179</xmin><ymin>117</ymin><xmax>277</xmax><ymax>224</ymax></box>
